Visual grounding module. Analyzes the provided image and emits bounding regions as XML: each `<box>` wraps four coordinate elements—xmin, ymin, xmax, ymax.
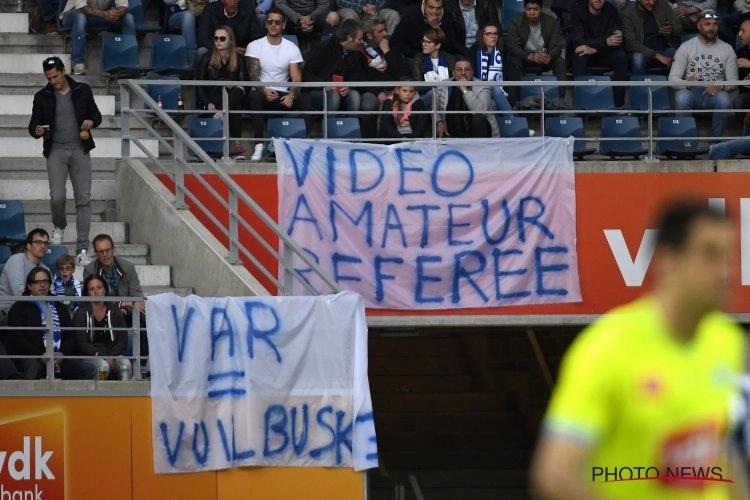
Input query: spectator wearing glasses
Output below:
<box><xmin>505</xmin><ymin>0</ymin><xmax>566</xmax><ymax>104</ymax></box>
<box><xmin>84</xmin><ymin>233</ymin><xmax>148</xmax><ymax>358</ymax></box>
<box><xmin>246</xmin><ymin>8</ymin><xmax>312</xmax><ymax>160</ymax></box>
<box><xmin>669</xmin><ymin>10</ymin><xmax>737</xmax><ymax>140</ymax></box>
<box><xmin>60</xmin><ymin>0</ymin><xmax>136</xmax><ymax>75</ymax></box>
<box><xmin>6</xmin><ymin>267</ymin><xmax>87</xmax><ymax>380</ymax></box>
<box><xmin>468</xmin><ymin>23</ymin><xmax>511</xmax><ymax>113</ymax></box>
<box><xmin>621</xmin><ymin>0</ymin><xmax>681</xmax><ymax>76</ymax></box>
<box><xmin>196</xmin><ymin>26</ymin><xmax>249</xmax><ymax>159</ymax></box>
<box><xmin>28</xmin><ymin>56</ymin><xmax>101</xmax><ymax>266</ymax></box>
<box><xmin>412</xmin><ymin>27</ymin><xmax>454</xmax><ymax>108</ymax></box>
<box><xmin>0</xmin><ymin>229</ymin><xmax>51</xmax><ymax>327</ymax></box>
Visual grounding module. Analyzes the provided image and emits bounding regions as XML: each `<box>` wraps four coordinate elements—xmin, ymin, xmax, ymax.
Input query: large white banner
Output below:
<box><xmin>277</xmin><ymin>138</ymin><xmax>581</xmax><ymax>309</ymax></box>
<box><xmin>148</xmin><ymin>291</ymin><xmax>377</xmax><ymax>473</ymax></box>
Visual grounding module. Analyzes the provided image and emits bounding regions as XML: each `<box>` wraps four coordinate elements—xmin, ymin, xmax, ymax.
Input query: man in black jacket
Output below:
<box><xmin>28</xmin><ymin>56</ymin><xmax>102</xmax><ymax>267</ymax></box>
<box><xmin>391</xmin><ymin>0</ymin><xmax>468</xmax><ymax>59</ymax></box>
<box><xmin>196</xmin><ymin>0</ymin><xmax>263</xmax><ymax>62</ymax></box>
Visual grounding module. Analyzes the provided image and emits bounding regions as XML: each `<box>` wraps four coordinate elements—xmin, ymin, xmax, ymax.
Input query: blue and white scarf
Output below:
<box><xmin>35</xmin><ymin>300</ymin><xmax>62</xmax><ymax>351</ymax></box>
<box><xmin>476</xmin><ymin>48</ymin><xmax>505</xmax><ymax>94</ymax></box>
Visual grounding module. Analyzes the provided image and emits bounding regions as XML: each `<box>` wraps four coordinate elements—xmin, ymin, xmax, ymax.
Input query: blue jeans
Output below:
<box><xmin>62</xmin><ymin>9</ymin><xmax>136</xmax><ymax>64</ymax></box>
<box><xmin>310</xmin><ymin>89</ymin><xmax>361</xmax><ymax>116</ymax></box>
<box><xmin>490</xmin><ymin>86</ymin><xmax>512</xmax><ymax>119</ymax></box>
<box><xmin>709</xmin><ymin>139</ymin><xmax>750</xmax><ymax>160</ymax></box>
<box><xmin>630</xmin><ymin>48</ymin><xmax>676</xmax><ymax>76</ymax></box>
<box><xmin>673</xmin><ymin>86</ymin><xmax>732</xmax><ymax>140</ymax></box>
<box><xmin>167</xmin><ymin>10</ymin><xmax>196</xmax><ymax>51</ymax></box>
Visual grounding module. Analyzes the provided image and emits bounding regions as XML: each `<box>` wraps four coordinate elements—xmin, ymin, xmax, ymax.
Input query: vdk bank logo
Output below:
<box><xmin>0</xmin><ymin>412</ymin><xmax>64</xmax><ymax>500</ymax></box>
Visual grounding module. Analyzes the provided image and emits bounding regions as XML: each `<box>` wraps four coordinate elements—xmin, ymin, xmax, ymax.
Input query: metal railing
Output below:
<box><xmin>118</xmin><ymin>78</ymin><xmax>749</xmax><ymax>295</ymax></box>
<box><xmin>0</xmin><ymin>294</ymin><xmax>146</xmax><ymax>381</ymax></box>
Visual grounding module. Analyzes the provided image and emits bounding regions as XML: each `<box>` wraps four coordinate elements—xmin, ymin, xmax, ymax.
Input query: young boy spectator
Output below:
<box><xmin>53</xmin><ymin>253</ymin><xmax>82</xmax><ymax>315</ymax></box>
<box><xmin>378</xmin><ymin>80</ymin><xmax>429</xmax><ymax>139</ymax></box>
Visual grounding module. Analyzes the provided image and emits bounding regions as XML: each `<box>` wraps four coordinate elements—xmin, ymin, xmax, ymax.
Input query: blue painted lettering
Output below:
<box><xmin>415</xmin><ymin>255</ymin><xmax>444</xmax><ymax>304</ymax></box>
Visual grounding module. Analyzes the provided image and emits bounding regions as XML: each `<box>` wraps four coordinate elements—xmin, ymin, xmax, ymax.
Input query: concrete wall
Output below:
<box><xmin>116</xmin><ymin>159</ymin><xmax>269</xmax><ymax>297</ymax></box>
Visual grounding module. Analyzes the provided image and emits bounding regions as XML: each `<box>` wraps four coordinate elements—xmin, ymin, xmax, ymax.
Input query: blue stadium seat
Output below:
<box><xmin>656</xmin><ymin>116</ymin><xmax>708</xmax><ymax>159</ymax></box>
<box><xmin>267</xmin><ymin>118</ymin><xmax>307</xmax><ymax>140</ymax></box>
<box><xmin>498</xmin><ymin>116</ymin><xmax>530</xmax><ymax>137</ymax></box>
<box><xmin>147</xmin><ymin>75</ymin><xmax>182</xmax><ymax>111</ymax></box>
<box><xmin>629</xmin><ymin>75</ymin><xmax>670</xmax><ymax>111</ymax></box>
<box><xmin>188</xmin><ymin>118</ymin><xmax>224</xmax><ymax>158</ymax></box>
<box><xmin>150</xmin><ymin>34</ymin><xmax>192</xmax><ymax>78</ymax></box>
<box><xmin>0</xmin><ymin>200</ymin><xmax>26</xmax><ymax>243</ymax></box>
<box><xmin>100</xmin><ymin>33</ymin><xmax>151</xmax><ymax>92</ymax></box>
<box><xmin>520</xmin><ymin>75</ymin><xmax>560</xmax><ymax>101</ymax></box>
<box><xmin>283</xmin><ymin>34</ymin><xmax>298</xmax><ymax>46</ymax></box>
<box><xmin>41</xmin><ymin>245</ymin><xmax>69</xmax><ymax>271</ymax></box>
<box><xmin>502</xmin><ymin>0</ymin><xmax>524</xmax><ymax>32</ymax></box>
<box><xmin>0</xmin><ymin>245</ymin><xmax>12</xmax><ymax>275</ymax></box>
<box><xmin>326</xmin><ymin>117</ymin><xmax>361</xmax><ymax>139</ymax></box>
<box><xmin>681</xmin><ymin>33</ymin><xmax>698</xmax><ymax>43</ymax></box>
<box><xmin>573</xmin><ymin>76</ymin><xmax>615</xmax><ymax>111</ymax></box>
<box><xmin>545</xmin><ymin>116</ymin><xmax>595</xmax><ymax>159</ymax></box>
<box><xmin>599</xmin><ymin>116</ymin><xmax>647</xmax><ymax>159</ymax></box>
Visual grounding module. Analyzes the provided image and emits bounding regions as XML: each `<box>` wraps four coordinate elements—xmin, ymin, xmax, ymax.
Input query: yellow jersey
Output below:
<box><xmin>544</xmin><ymin>296</ymin><xmax>745</xmax><ymax>499</ymax></box>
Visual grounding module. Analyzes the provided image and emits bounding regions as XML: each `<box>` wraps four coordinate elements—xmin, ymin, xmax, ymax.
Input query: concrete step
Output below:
<box><xmin>0</xmin><ymin>137</ymin><xmax>158</xmax><ymax>158</ymax></box>
<box><xmin>41</xmin><ymin>243</ymin><xmax>148</xmax><ymax>261</ymax></box>
<box><xmin>1</xmin><ymin>179</ymin><xmax>115</xmax><ymax>200</ymax></box>
<box><xmin>0</xmin><ymin>157</ymin><xmax>117</xmax><ymax>172</ymax></box>
<box><xmin>70</xmin><ymin>264</ymin><xmax>171</xmax><ymax>287</ymax></box>
<box><xmin>0</xmin><ymin>13</ymin><xmax>29</xmax><ymax>34</ymax></box>
<box><xmin>0</xmin><ymin>33</ymin><xmax>66</xmax><ymax>52</ymax></box>
<box><xmin>0</xmin><ymin>94</ymin><xmax>116</xmax><ymax>115</ymax></box>
<box><xmin>0</xmin><ymin>74</ymin><xmax>111</xmax><ymax>95</ymax></box>
<box><xmin>0</xmin><ymin>115</ymin><xmax>144</xmax><ymax>130</ymax></box>
<box><xmin>143</xmin><ymin>286</ymin><xmax>193</xmax><ymax>297</ymax></box>
<box><xmin>21</xmin><ymin>200</ymin><xmax>115</xmax><ymax>223</ymax></box>
<box><xmin>0</xmin><ymin>52</ymin><xmax>69</xmax><ymax>73</ymax></box>
<box><xmin>28</xmin><ymin>221</ymin><xmax>128</xmax><ymax>244</ymax></box>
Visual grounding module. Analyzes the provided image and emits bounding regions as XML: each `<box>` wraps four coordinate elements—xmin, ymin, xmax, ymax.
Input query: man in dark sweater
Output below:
<box><xmin>391</xmin><ymin>0</ymin><xmax>467</xmax><ymax>59</ymax></box>
<box><xmin>276</xmin><ymin>0</ymin><xmax>332</xmax><ymax>35</ymax></box>
<box><xmin>196</xmin><ymin>0</ymin><xmax>263</xmax><ymax>62</ymax></box>
<box><xmin>570</xmin><ymin>0</ymin><xmax>628</xmax><ymax>107</ymax></box>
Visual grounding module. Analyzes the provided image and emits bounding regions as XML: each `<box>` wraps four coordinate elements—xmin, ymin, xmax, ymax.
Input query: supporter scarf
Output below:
<box><xmin>360</xmin><ymin>43</ymin><xmax>387</xmax><ymax>72</ymax></box>
<box><xmin>35</xmin><ymin>300</ymin><xmax>62</xmax><ymax>352</ymax></box>
<box><xmin>423</xmin><ymin>52</ymin><xmax>449</xmax><ymax>80</ymax></box>
<box><xmin>477</xmin><ymin>48</ymin><xmax>503</xmax><ymax>82</ymax></box>
<box><xmin>392</xmin><ymin>99</ymin><xmax>414</xmax><ymax>135</ymax></box>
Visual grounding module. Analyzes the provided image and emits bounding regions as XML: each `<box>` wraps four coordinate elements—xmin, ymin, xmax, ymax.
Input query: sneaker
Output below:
<box><xmin>73</xmin><ymin>63</ymin><xmax>86</xmax><ymax>75</ymax></box>
<box><xmin>50</xmin><ymin>227</ymin><xmax>64</xmax><ymax>245</ymax></box>
<box><xmin>230</xmin><ymin>144</ymin><xmax>245</xmax><ymax>159</ymax></box>
<box><xmin>250</xmin><ymin>143</ymin><xmax>264</xmax><ymax>161</ymax></box>
<box><xmin>528</xmin><ymin>129</ymin><xmax>536</xmax><ymax>137</ymax></box>
<box><xmin>45</xmin><ymin>20</ymin><xmax>57</xmax><ymax>34</ymax></box>
<box><xmin>76</xmin><ymin>249</ymin><xmax>92</xmax><ymax>266</ymax></box>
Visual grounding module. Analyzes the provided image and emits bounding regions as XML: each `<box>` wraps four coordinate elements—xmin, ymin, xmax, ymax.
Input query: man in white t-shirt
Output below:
<box><xmin>246</xmin><ymin>7</ymin><xmax>312</xmax><ymax>160</ymax></box>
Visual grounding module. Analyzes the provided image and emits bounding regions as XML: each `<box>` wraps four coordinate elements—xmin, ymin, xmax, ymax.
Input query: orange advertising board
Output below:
<box><xmin>163</xmin><ymin>171</ymin><xmax>750</xmax><ymax>315</ymax></box>
<box><xmin>0</xmin><ymin>396</ymin><xmax>362</xmax><ymax>500</ymax></box>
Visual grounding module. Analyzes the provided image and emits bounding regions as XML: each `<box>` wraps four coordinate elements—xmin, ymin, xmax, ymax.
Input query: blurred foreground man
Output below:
<box><xmin>530</xmin><ymin>201</ymin><xmax>749</xmax><ymax>500</ymax></box>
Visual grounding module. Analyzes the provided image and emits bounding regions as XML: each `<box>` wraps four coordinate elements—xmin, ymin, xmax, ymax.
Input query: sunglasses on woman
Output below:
<box><xmin>214</xmin><ymin>35</ymin><xmax>227</xmax><ymax>42</ymax></box>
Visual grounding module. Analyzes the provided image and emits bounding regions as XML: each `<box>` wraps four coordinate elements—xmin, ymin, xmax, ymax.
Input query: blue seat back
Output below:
<box><xmin>150</xmin><ymin>34</ymin><xmax>189</xmax><ymax>71</ymax></box>
<box><xmin>573</xmin><ymin>76</ymin><xmax>615</xmax><ymax>110</ymax></box>
<box><xmin>599</xmin><ymin>116</ymin><xmax>644</xmax><ymax>155</ymax></box>
<box><xmin>498</xmin><ymin>116</ymin><xmax>529</xmax><ymax>138</ymax></box>
<box><xmin>0</xmin><ymin>200</ymin><xmax>26</xmax><ymax>242</ymax></box>
<box><xmin>656</xmin><ymin>116</ymin><xmax>699</xmax><ymax>154</ymax></box>
<box><xmin>283</xmin><ymin>34</ymin><xmax>298</xmax><ymax>46</ymax></box>
<box><xmin>629</xmin><ymin>75</ymin><xmax>670</xmax><ymax>111</ymax></box>
<box><xmin>326</xmin><ymin>117</ymin><xmax>361</xmax><ymax>139</ymax></box>
<box><xmin>545</xmin><ymin>116</ymin><xmax>590</xmax><ymax>153</ymax></box>
<box><xmin>101</xmin><ymin>33</ymin><xmax>140</xmax><ymax>72</ymax></box>
<box><xmin>188</xmin><ymin>118</ymin><xmax>224</xmax><ymax>155</ymax></box>
<box><xmin>520</xmin><ymin>75</ymin><xmax>560</xmax><ymax>101</ymax></box>
<box><xmin>267</xmin><ymin>118</ymin><xmax>307</xmax><ymax>139</ymax></box>
<box><xmin>502</xmin><ymin>0</ymin><xmax>524</xmax><ymax>31</ymax></box>
<box><xmin>0</xmin><ymin>245</ymin><xmax>12</xmax><ymax>275</ymax></box>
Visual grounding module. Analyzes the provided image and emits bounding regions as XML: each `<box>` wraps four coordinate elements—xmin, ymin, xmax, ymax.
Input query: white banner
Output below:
<box><xmin>148</xmin><ymin>291</ymin><xmax>377</xmax><ymax>473</ymax></box>
<box><xmin>277</xmin><ymin>138</ymin><xmax>581</xmax><ymax>309</ymax></box>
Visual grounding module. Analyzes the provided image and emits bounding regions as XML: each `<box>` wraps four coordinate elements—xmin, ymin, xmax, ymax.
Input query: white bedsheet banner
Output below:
<box><xmin>148</xmin><ymin>291</ymin><xmax>377</xmax><ymax>473</ymax></box>
<box><xmin>276</xmin><ymin>138</ymin><xmax>581</xmax><ymax>309</ymax></box>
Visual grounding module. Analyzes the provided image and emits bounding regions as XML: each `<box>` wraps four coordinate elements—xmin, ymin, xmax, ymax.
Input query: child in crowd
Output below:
<box><xmin>53</xmin><ymin>253</ymin><xmax>82</xmax><ymax>315</ymax></box>
<box><xmin>378</xmin><ymin>80</ymin><xmax>428</xmax><ymax>139</ymax></box>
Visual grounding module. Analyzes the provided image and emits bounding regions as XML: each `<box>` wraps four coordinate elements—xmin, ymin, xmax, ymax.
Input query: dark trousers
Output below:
<box><xmin>447</xmin><ymin>114</ymin><xmax>492</xmax><ymax>138</ymax></box>
<box><xmin>205</xmin><ymin>87</ymin><xmax>246</xmax><ymax>139</ymax></box>
<box><xmin>248</xmin><ymin>89</ymin><xmax>312</xmax><ymax>139</ymax></box>
<box><xmin>571</xmin><ymin>48</ymin><xmax>628</xmax><ymax>107</ymax></box>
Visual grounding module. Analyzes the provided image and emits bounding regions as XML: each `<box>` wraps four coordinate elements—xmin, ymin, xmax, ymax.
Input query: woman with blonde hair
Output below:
<box><xmin>196</xmin><ymin>25</ymin><xmax>248</xmax><ymax>158</ymax></box>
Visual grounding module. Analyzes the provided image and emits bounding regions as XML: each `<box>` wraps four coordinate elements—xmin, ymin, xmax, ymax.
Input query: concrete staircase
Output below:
<box><xmin>0</xmin><ymin>9</ymin><xmax>189</xmax><ymax>297</ymax></box>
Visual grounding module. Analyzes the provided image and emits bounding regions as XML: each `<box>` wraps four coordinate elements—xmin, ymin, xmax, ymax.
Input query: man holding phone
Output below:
<box><xmin>622</xmin><ymin>0</ymin><xmax>682</xmax><ymax>75</ymax></box>
<box><xmin>27</xmin><ymin>56</ymin><xmax>102</xmax><ymax>266</ymax></box>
